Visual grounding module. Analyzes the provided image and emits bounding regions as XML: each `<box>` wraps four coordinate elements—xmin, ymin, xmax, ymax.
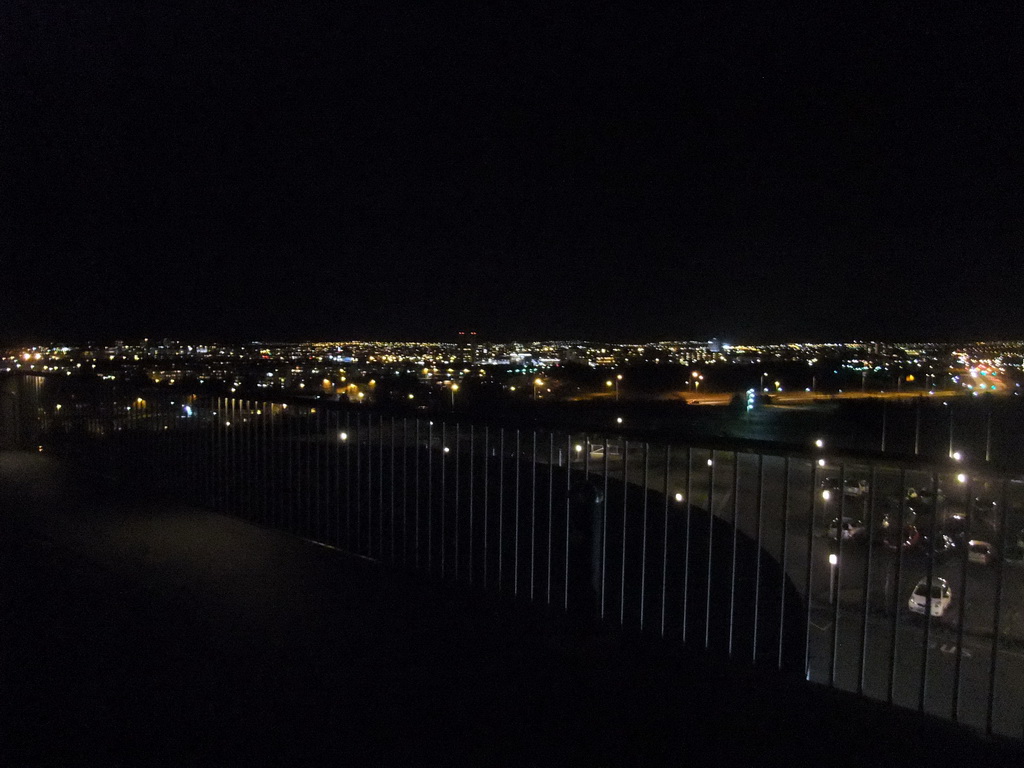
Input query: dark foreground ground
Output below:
<box><xmin>2</xmin><ymin>451</ymin><xmax>1022</xmax><ymax>767</ymax></box>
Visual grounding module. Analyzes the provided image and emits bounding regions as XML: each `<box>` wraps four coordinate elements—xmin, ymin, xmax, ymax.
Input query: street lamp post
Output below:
<box><xmin>615</xmin><ymin>373</ymin><xmax>622</xmax><ymax>401</ymax></box>
<box><xmin>914</xmin><ymin>397</ymin><xmax>922</xmax><ymax>455</ymax></box>
<box><xmin>533</xmin><ymin>378</ymin><xmax>543</xmax><ymax>401</ymax></box>
<box><xmin>985</xmin><ymin>406</ymin><xmax>993</xmax><ymax>462</ymax></box>
<box><xmin>829</xmin><ymin>553</ymin><xmax>838</xmax><ymax>604</ymax></box>
<box><xmin>948</xmin><ymin>407</ymin><xmax>954</xmax><ymax>458</ymax></box>
<box><xmin>880</xmin><ymin>400</ymin><xmax>887</xmax><ymax>452</ymax></box>
<box><xmin>450</xmin><ymin>383</ymin><xmax>458</xmax><ymax>409</ymax></box>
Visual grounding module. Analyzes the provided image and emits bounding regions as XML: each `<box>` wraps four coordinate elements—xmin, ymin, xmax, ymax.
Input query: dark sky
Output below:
<box><xmin>4</xmin><ymin>3</ymin><xmax>1022</xmax><ymax>344</ymax></box>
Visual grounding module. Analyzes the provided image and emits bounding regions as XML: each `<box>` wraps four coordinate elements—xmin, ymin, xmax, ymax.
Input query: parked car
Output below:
<box><xmin>967</xmin><ymin>540</ymin><xmax>997</xmax><ymax>565</ymax></box>
<box><xmin>906</xmin><ymin>488</ymin><xmax>944</xmax><ymax>516</ymax></box>
<box><xmin>882</xmin><ymin>523</ymin><xmax>921</xmax><ymax>551</ymax></box>
<box><xmin>820</xmin><ymin>477</ymin><xmax>869</xmax><ymax>500</ymax></box>
<box><xmin>908</xmin><ymin>577</ymin><xmax>952</xmax><ymax>617</ymax></box>
<box><xmin>825</xmin><ymin>516</ymin><xmax>867</xmax><ymax>541</ymax></box>
<box><xmin>919</xmin><ymin>532</ymin><xmax>957</xmax><ymax>559</ymax></box>
<box><xmin>941</xmin><ymin>511</ymin><xmax>970</xmax><ymax>542</ymax></box>
<box><xmin>907</xmin><ymin>487</ymin><xmax>945</xmax><ymax>504</ymax></box>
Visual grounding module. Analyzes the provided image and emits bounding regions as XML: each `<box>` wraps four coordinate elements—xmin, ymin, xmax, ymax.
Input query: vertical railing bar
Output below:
<box><xmin>266</xmin><ymin>403</ymin><xmax>273</xmax><ymax>529</ymax></box>
<box><xmin>414</xmin><ymin>418</ymin><xmax>421</xmax><ymax>570</ymax></box>
<box><xmin>469</xmin><ymin>425</ymin><xmax>475</xmax><ymax>584</ymax></box>
<box><xmin>547</xmin><ymin>432</ymin><xmax>554</xmax><ymax>604</ymax></box>
<box><xmin>316</xmin><ymin>407</ymin><xmax>323</xmax><ymax>543</ymax></box>
<box><xmin>297</xmin><ymin>404</ymin><xmax>304</xmax><ymax>534</ymax></box>
<box><xmin>952</xmin><ymin>474</ymin><xmax>971</xmax><ymax>723</ymax></box>
<box><xmin>831</xmin><ymin>462</ymin><xmax>845</xmax><ymax>688</ymax></box>
<box><xmin>985</xmin><ymin>478</ymin><xmax>1008</xmax><ymax>736</ymax></box>
<box><xmin>390</xmin><ymin>416</ymin><xmax>396</xmax><ymax>564</ymax></box>
<box><xmin>858</xmin><ymin>464</ymin><xmax>877</xmax><ymax>695</ymax></box>
<box><xmin>305</xmin><ymin>407</ymin><xmax>312</xmax><ymax>538</ymax></box>
<box><xmin>778</xmin><ymin>456</ymin><xmax>790</xmax><ymax>671</ymax></box>
<box><xmin>285</xmin><ymin>400</ymin><xmax>292</xmax><ymax>532</ymax></box>
<box><xmin>705</xmin><ymin>449</ymin><xmax>715</xmax><ymax>649</ymax></box>
<box><xmin>640</xmin><ymin>442</ymin><xmax>649</xmax><ymax>631</ymax></box>
<box><xmin>564</xmin><ymin>433</ymin><xmax>572</xmax><ymax>611</ymax></box>
<box><xmin>888</xmin><ymin>467</ymin><xmax>908</xmax><ymax>705</ymax></box>
<box><xmin>236</xmin><ymin>398</ymin><xmax>242</xmax><ymax>518</ymax></box>
<box><xmin>251</xmin><ymin>403</ymin><xmax>258</xmax><ymax>527</ymax></box>
<box><xmin>752</xmin><ymin>453</ymin><xmax>764</xmax><ymax>664</ymax></box>
<box><xmin>284</xmin><ymin>400</ymin><xmax>290</xmax><ymax>530</ymax></box>
<box><xmin>293</xmin><ymin>403</ymin><xmax>300</xmax><ymax>533</ymax></box>
<box><xmin>346</xmin><ymin>412</ymin><xmax>353</xmax><ymax>552</ymax></box>
<box><xmin>222</xmin><ymin>398</ymin><xmax>229</xmax><ymax>515</ymax></box>
<box><xmin>620</xmin><ymin>437</ymin><xmax>629</xmax><ymax>626</ymax></box>
<box><xmin>803</xmin><ymin>458</ymin><xmax>817</xmax><ymax>681</ymax></box>
<box><xmin>454</xmin><ymin>422</ymin><xmax>461</xmax><ymax>580</ymax></box>
<box><xmin>601</xmin><ymin>436</ymin><xmax>609</xmax><ymax>621</ymax></box>
<box><xmin>660</xmin><ymin>444</ymin><xmax>671</xmax><ymax>638</ymax></box>
<box><xmin>683</xmin><ymin>446</ymin><xmax>693</xmax><ymax>641</ymax></box>
<box><xmin>245</xmin><ymin>403</ymin><xmax>251</xmax><ymax>524</ymax></box>
<box><xmin>498</xmin><ymin>428</ymin><xmax>505</xmax><ymax>591</ymax></box>
<box><xmin>514</xmin><ymin>429</ymin><xmax>521</xmax><ymax>595</ymax></box>
<box><xmin>483</xmin><ymin>425</ymin><xmax>490</xmax><ymax>588</ymax></box>
<box><xmin>441</xmin><ymin>422</ymin><xmax>447</xmax><ymax>577</ymax></box>
<box><xmin>329</xmin><ymin>409</ymin><xmax>336</xmax><ymax>546</ymax></box>
<box><xmin>378</xmin><ymin>414</ymin><xmax>385</xmax><ymax>560</ymax></box>
<box><xmin>313</xmin><ymin>407</ymin><xmax>319</xmax><ymax>539</ymax></box>
<box><xmin>402</xmin><ymin>418</ymin><xmax>409</xmax><ymax>566</ymax></box>
<box><xmin>531</xmin><ymin>430</ymin><xmax>537</xmax><ymax>601</ymax></box>
<box><xmin>427</xmin><ymin>420</ymin><xmax>434</xmax><ymax>573</ymax></box>
<box><xmin>365</xmin><ymin>411</ymin><xmax>372</xmax><ymax>556</ymax></box>
<box><xmin>919</xmin><ymin>471</ymin><xmax>939</xmax><ymax>712</ymax></box>
<box><xmin>728</xmin><ymin>450</ymin><xmax>739</xmax><ymax>658</ymax></box>
<box><xmin>356</xmin><ymin>412</ymin><xmax>364</xmax><ymax>554</ymax></box>
<box><xmin>296</xmin><ymin>402</ymin><xmax>302</xmax><ymax>532</ymax></box>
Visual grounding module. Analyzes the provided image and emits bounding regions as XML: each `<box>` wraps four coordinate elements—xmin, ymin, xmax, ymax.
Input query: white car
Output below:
<box><xmin>967</xmin><ymin>540</ymin><xmax>997</xmax><ymax>566</ymax></box>
<box><xmin>908</xmin><ymin>577</ymin><xmax>952</xmax><ymax>617</ymax></box>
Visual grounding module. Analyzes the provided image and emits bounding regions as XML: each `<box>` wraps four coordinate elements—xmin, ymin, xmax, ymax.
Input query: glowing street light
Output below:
<box><xmin>533</xmin><ymin>378</ymin><xmax>543</xmax><ymax>400</ymax></box>
<box><xmin>450</xmin><ymin>382</ymin><xmax>459</xmax><ymax>409</ymax></box>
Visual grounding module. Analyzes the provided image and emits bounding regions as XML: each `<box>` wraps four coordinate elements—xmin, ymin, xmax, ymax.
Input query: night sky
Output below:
<box><xmin>5</xmin><ymin>3</ymin><xmax>1022</xmax><ymax>344</ymax></box>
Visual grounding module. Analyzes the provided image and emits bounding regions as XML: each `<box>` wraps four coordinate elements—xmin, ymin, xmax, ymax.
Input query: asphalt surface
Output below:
<box><xmin>3</xmin><ymin>450</ymin><xmax>1024</xmax><ymax>766</ymax></box>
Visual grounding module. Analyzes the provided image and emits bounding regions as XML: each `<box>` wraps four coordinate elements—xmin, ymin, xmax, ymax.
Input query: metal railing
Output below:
<box><xmin>5</xmin><ymin>375</ymin><xmax>1024</xmax><ymax>740</ymax></box>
